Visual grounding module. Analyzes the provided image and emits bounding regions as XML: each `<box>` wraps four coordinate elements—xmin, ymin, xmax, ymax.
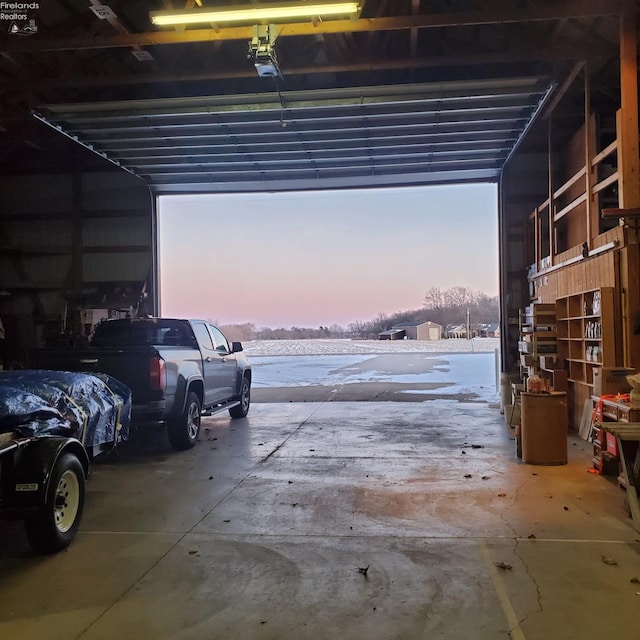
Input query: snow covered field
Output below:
<box><xmin>243</xmin><ymin>337</ymin><xmax>500</xmax><ymax>356</ymax></box>
<box><xmin>244</xmin><ymin>339</ymin><xmax>501</xmax><ymax>403</ymax></box>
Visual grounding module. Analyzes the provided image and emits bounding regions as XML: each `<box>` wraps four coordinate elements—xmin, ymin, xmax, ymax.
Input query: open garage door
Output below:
<box><xmin>33</xmin><ymin>77</ymin><xmax>553</xmax><ymax>194</ymax></box>
<box><xmin>0</xmin><ymin>1</ymin><xmax>626</xmax><ymax>362</ymax></box>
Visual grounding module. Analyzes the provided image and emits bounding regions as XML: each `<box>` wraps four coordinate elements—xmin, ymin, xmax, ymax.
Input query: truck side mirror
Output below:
<box><xmin>231</xmin><ymin>341</ymin><xmax>243</xmax><ymax>353</ymax></box>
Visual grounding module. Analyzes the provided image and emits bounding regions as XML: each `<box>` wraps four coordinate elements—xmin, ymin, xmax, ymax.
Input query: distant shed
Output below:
<box><xmin>379</xmin><ymin>328</ymin><xmax>406</xmax><ymax>340</ymax></box>
<box><xmin>389</xmin><ymin>321</ymin><xmax>442</xmax><ymax>340</ymax></box>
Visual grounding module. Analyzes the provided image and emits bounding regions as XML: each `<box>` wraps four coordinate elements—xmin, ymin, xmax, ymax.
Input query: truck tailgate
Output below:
<box><xmin>33</xmin><ymin>347</ymin><xmax>158</xmax><ymax>402</ymax></box>
<box><xmin>74</xmin><ymin>349</ymin><xmax>158</xmax><ymax>401</ymax></box>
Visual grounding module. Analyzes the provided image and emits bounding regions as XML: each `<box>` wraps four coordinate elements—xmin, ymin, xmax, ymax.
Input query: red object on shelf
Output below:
<box><xmin>592</xmin><ymin>393</ymin><xmax>630</xmax><ymax>422</ymax></box>
<box><xmin>605</xmin><ymin>432</ymin><xmax>619</xmax><ymax>456</ymax></box>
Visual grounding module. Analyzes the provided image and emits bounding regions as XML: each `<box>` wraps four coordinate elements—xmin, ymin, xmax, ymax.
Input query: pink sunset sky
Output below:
<box><xmin>158</xmin><ymin>183</ymin><xmax>498</xmax><ymax>328</ymax></box>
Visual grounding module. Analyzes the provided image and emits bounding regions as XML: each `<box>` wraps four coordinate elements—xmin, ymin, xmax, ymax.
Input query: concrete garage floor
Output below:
<box><xmin>1</xmin><ymin>352</ymin><xmax>639</xmax><ymax>639</ymax></box>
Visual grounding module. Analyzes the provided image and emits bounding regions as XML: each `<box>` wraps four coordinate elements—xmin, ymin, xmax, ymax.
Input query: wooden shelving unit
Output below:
<box><xmin>518</xmin><ymin>303</ymin><xmax>557</xmax><ymax>358</ymax></box>
<box><xmin>517</xmin><ymin>303</ymin><xmax>565</xmax><ymax>393</ymax></box>
<box><xmin>555</xmin><ymin>288</ymin><xmax>615</xmax><ymax>387</ymax></box>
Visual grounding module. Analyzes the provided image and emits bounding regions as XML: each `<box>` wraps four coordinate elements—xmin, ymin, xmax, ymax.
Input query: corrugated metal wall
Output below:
<box><xmin>0</xmin><ymin>170</ymin><xmax>153</xmax><ymax>361</ymax></box>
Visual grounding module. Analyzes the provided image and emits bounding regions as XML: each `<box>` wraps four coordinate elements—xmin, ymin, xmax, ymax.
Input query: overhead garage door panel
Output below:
<box><xmin>34</xmin><ymin>77</ymin><xmax>552</xmax><ymax>194</ymax></box>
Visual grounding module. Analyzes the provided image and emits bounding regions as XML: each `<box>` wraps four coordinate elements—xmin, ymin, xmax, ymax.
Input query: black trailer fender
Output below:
<box><xmin>6</xmin><ymin>437</ymin><xmax>89</xmax><ymax>515</ymax></box>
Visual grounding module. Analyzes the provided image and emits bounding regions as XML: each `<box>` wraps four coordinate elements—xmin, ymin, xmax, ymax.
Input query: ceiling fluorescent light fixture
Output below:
<box><xmin>150</xmin><ymin>2</ymin><xmax>360</xmax><ymax>26</ymax></box>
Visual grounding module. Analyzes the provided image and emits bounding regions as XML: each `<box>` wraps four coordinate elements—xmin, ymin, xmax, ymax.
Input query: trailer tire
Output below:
<box><xmin>25</xmin><ymin>452</ymin><xmax>85</xmax><ymax>554</ymax></box>
<box><xmin>167</xmin><ymin>391</ymin><xmax>201</xmax><ymax>450</ymax></box>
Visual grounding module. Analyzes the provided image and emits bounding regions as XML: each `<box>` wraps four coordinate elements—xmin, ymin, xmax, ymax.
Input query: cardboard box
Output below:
<box><xmin>593</xmin><ymin>367</ymin><xmax>635</xmax><ymax>397</ymax></box>
<box><xmin>597</xmin><ymin>451</ymin><xmax>620</xmax><ymax>476</ymax></box>
<box><xmin>520</xmin><ymin>354</ymin><xmax>536</xmax><ymax>367</ymax></box>
<box><xmin>540</xmin><ymin>355</ymin><xmax>565</xmax><ymax>370</ymax></box>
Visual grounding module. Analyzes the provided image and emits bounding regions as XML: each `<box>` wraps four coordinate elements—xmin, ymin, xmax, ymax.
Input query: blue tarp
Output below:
<box><xmin>0</xmin><ymin>370</ymin><xmax>131</xmax><ymax>448</ymax></box>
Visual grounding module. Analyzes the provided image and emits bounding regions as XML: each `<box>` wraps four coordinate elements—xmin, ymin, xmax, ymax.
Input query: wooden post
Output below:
<box><xmin>584</xmin><ymin>66</ymin><xmax>596</xmax><ymax>245</ymax></box>
<box><xmin>618</xmin><ymin>0</ymin><xmax>640</xmax><ymax>369</ymax></box>
<box><xmin>534</xmin><ymin>207</ymin><xmax>540</xmax><ymax>270</ymax></box>
<box><xmin>618</xmin><ymin>4</ymin><xmax>640</xmax><ymax>209</ymax></box>
<box><xmin>548</xmin><ymin>119</ymin><xmax>554</xmax><ymax>264</ymax></box>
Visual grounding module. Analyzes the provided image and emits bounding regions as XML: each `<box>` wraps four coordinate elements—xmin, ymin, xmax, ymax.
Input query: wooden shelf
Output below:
<box><xmin>555</xmin><ymin>288</ymin><xmax>615</xmax><ymax>386</ymax></box>
<box><xmin>518</xmin><ymin>303</ymin><xmax>563</xmax><ymax>391</ymax></box>
<box><xmin>519</xmin><ymin>304</ymin><xmax>557</xmax><ymax>356</ymax></box>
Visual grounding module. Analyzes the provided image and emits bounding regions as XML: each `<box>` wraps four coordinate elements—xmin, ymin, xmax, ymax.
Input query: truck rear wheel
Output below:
<box><xmin>167</xmin><ymin>391</ymin><xmax>201</xmax><ymax>450</ymax></box>
<box><xmin>25</xmin><ymin>452</ymin><xmax>85</xmax><ymax>554</ymax></box>
<box><xmin>230</xmin><ymin>377</ymin><xmax>250</xmax><ymax>419</ymax></box>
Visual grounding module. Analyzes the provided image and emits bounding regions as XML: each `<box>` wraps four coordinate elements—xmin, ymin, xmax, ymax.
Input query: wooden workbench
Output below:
<box><xmin>595</xmin><ymin>422</ymin><xmax>640</xmax><ymax>532</ymax></box>
<box><xmin>594</xmin><ymin>397</ymin><xmax>640</xmax><ymax>422</ymax></box>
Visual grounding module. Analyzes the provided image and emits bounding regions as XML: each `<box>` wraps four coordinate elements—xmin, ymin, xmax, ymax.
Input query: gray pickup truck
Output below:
<box><xmin>32</xmin><ymin>318</ymin><xmax>252</xmax><ymax>450</ymax></box>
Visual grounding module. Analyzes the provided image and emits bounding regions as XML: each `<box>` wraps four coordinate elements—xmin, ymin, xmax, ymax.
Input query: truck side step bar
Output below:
<box><xmin>201</xmin><ymin>400</ymin><xmax>240</xmax><ymax>417</ymax></box>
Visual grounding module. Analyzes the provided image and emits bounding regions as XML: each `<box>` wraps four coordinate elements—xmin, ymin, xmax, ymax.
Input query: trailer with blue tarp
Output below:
<box><xmin>0</xmin><ymin>370</ymin><xmax>131</xmax><ymax>553</ymax></box>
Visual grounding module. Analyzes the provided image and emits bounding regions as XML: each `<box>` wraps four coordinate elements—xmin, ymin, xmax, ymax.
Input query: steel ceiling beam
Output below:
<box><xmin>2</xmin><ymin>1</ymin><xmax>623</xmax><ymax>53</ymax></box>
<box><xmin>35</xmin><ymin>45</ymin><xmax>606</xmax><ymax>89</ymax></box>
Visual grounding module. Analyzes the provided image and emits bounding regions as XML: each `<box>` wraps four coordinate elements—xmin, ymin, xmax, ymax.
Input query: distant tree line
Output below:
<box><xmin>422</xmin><ymin>286</ymin><xmax>499</xmax><ymax>325</ymax></box>
<box><xmin>218</xmin><ymin>287</ymin><xmax>498</xmax><ymax>341</ymax></box>
<box><xmin>347</xmin><ymin>287</ymin><xmax>498</xmax><ymax>339</ymax></box>
<box><xmin>219</xmin><ymin>322</ymin><xmax>349</xmax><ymax>342</ymax></box>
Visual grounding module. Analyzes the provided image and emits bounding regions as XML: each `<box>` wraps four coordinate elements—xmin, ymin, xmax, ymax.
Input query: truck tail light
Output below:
<box><xmin>149</xmin><ymin>356</ymin><xmax>166</xmax><ymax>391</ymax></box>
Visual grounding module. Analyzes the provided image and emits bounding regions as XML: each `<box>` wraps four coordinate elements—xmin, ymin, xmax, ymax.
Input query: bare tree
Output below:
<box><xmin>422</xmin><ymin>286</ymin><xmax>498</xmax><ymax>327</ymax></box>
<box><xmin>423</xmin><ymin>287</ymin><xmax>445</xmax><ymax>310</ymax></box>
<box><xmin>220</xmin><ymin>323</ymin><xmax>256</xmax><ymax>342</ymax></box>
<box><xmin>445</xmin><ymin>286</ymin><xmax>475</xmax><ymax>309</ymax></box>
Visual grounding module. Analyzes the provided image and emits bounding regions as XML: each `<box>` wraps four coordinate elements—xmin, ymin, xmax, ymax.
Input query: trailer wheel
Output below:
<box><xmin>25</xmin><ymin>452</ymin><xmax>85</xmax><ymax>554</ymax></box>
<box><xmin>167</xmin><ymin>391</ymin><xmax>201</xmax><ymax>450</ymax></box>
<box><xmin>230</xmin><ymin>377</ymin><xmax>251</xmax><ymax>419</ymax></box>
